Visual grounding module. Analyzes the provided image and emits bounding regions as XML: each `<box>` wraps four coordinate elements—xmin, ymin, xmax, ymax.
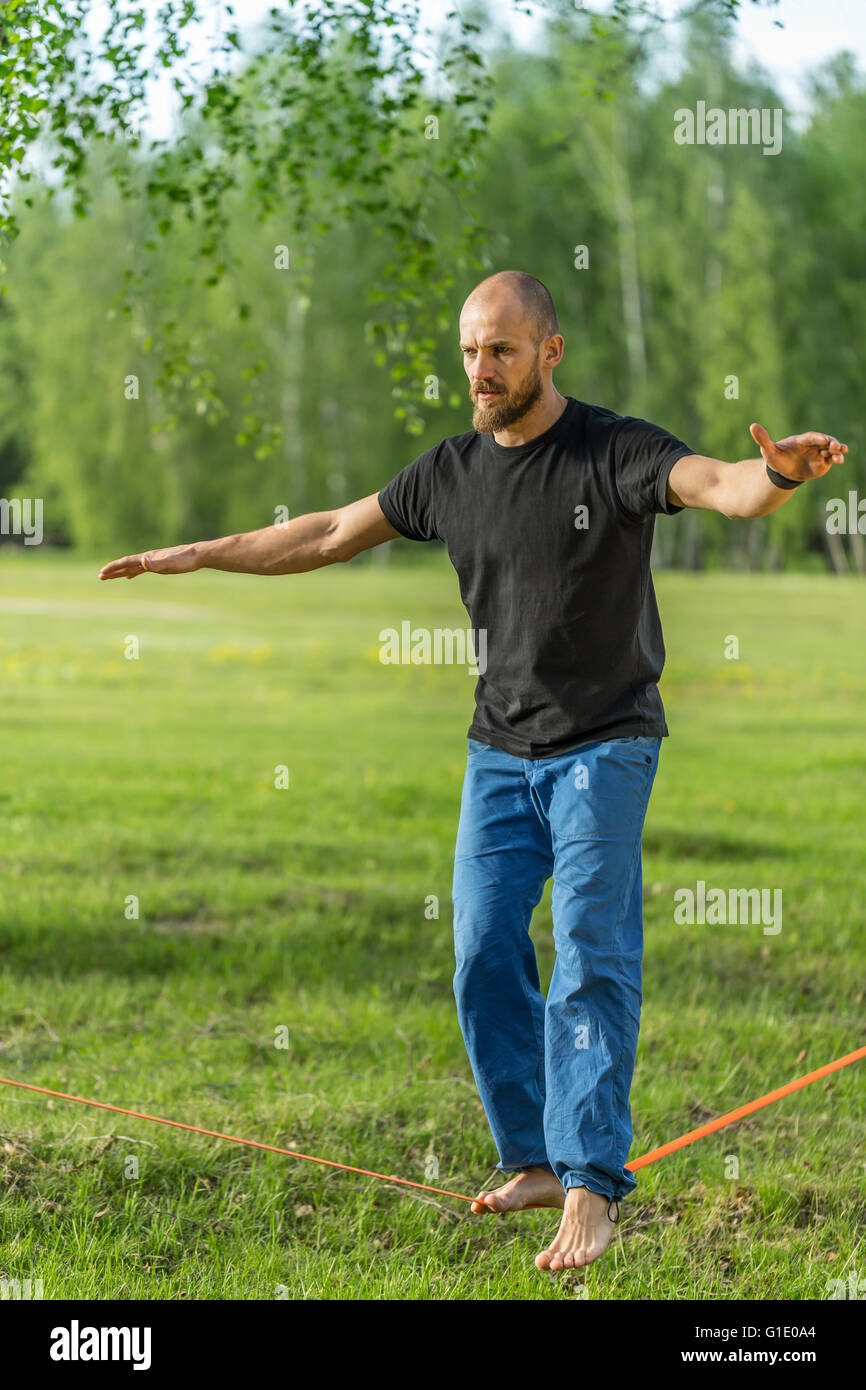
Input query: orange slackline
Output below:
<box><xmin>624</xmin><ymin>1043</ymin><xmax>866</xmax><ymax>1171</ymax></box>
<box><xmin>0</xmin><ymin>1076</ymin><xmax>474</xmax><ymax>1203</ymax></box>
<box><xmin>1</xmin><ymin>1044</ymin><xmax>863</xmax><ymax>1204</ymax></box>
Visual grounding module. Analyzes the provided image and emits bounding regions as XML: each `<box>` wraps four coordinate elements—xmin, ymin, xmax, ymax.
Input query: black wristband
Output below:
<box><xmin>766</xmin><ymin>463</ymin><xmax>803</xmax><ymax>490</ymax></box>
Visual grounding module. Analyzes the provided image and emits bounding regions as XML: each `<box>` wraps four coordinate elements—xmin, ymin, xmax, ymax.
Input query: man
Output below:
<box><xmin>100</xmin><ymin>270</ymin><xmax>846</xmax><ymax>1272</ymax></box>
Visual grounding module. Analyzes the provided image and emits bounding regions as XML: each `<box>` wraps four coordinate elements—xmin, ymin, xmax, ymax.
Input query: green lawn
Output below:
<box><xmin>0</xmin><ymin>551</ymin><xmax>863</xmax><ymax>1300</ymax></box>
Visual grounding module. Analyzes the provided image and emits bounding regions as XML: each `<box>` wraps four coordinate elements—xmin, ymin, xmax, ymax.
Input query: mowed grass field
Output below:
<box><xmin>0</xmin><ymin>549</ymin><xmax>863</xmax><ymax>1302</ymax></box>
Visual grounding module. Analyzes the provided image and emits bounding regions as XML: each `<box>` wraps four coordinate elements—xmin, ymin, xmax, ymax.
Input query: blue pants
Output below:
<box><xmin>451</xmin><ymin>734</ymin><xmax>661</xmax><ymax>1202</ymax></box>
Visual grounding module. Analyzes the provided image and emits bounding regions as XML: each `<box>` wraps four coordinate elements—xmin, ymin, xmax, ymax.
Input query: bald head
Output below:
<box><xmin>459</xmin><ymin>270</ymin><xmax>564</xmax><ymax>437</ymax></box>
<box><xmin>463</xmin><ymin>271</ymin><xmax>559</xmax><ymax>347</ymax></box>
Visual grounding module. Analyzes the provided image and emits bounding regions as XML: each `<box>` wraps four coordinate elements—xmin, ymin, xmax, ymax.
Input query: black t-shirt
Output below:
<box><xmin>377</xmin><ymin>394</ymin><xmax>693</xmax><ymax>759</ymax></box>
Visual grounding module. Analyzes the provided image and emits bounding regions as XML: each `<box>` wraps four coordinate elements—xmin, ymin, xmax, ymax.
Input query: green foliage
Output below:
<box><xmin>0</xmin><ymin>0</ymin><xmax>494</xmax><ymax>434</ymax></box>
<box><xmin>0</xmin><ymin>0</ymin><xmax>857</xmax><ymax>570</ymax></box>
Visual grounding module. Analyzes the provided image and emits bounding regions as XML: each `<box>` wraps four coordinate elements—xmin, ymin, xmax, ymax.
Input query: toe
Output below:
<box><xmin>578</xmin><ymin>1242</ymin><xmax>605</xmax><ymax>1267</ymax></box>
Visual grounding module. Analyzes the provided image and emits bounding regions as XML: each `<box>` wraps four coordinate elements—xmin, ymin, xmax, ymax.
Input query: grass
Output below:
<box><xmin>0</xmin><ymin>549</ymin><xmax>863</xmax><ymax>1300</ymax></box>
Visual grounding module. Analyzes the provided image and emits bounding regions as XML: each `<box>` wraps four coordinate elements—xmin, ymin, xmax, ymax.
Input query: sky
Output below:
<box><xmin>127</xmin><ymin>0</ymin><xmax>866</xmax><ymax>137</ymax></box>
<box><xmin>455</xmin><ymin>0</ymin><xmax>866</xmax><ymax>112</ymax></box>
<box><xmin>677</xmin><ymin>0</ymin><xmax>865</xmax><ymax>106</ymax></box>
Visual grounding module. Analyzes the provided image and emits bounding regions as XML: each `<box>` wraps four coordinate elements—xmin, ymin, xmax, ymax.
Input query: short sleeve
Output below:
<box><xmin>612</xmin><ymin>416</ymin><xmax>695</xmax><ymax>522</ymax></box>
<box><xmin>377</xmin><ymin>444</ymin><xmax>440</xmax><ymax>543</ymax></box>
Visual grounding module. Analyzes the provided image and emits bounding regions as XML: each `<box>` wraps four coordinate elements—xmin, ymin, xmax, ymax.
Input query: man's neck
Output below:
<box><xmin>492</xmin><ymin>391</ymin><xmax>569</xmax><ymax>448</ymax></box>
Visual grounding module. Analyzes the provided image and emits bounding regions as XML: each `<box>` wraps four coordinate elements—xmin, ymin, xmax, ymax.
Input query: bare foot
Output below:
<box><xmin>471</xmin><ymin>1165</ymin><xmax>565</xmax><ymax>1216</ymax></box>
<box><xmin>535</xmin><ymin>1185</ymin><xmax>619</xmax><ymax>1271</ymax></box>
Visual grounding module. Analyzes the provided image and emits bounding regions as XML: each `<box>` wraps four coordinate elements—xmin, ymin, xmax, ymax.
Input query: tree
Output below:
<box><xmin>0</xmin><ymin>0</ymin><xmax>779</xmax><ymax>441</ymax></box>
<box><xmin>0</xmin><ymin>0</ymin><xmax>494</xmax><ymax>440</ymax></box>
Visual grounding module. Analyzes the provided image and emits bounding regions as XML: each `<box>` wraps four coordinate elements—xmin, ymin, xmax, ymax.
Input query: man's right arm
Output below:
<box><xmin>98</xmin><ymin>493</ymin><xmax>401</xmax><ymax>580</ymax></box>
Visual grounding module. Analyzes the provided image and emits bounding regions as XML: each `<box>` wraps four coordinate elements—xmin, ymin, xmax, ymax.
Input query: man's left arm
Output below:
<box><xmin>666</xmin><ymin>423</ymin><xmax>848</xmax><ymax>518</ymax></box>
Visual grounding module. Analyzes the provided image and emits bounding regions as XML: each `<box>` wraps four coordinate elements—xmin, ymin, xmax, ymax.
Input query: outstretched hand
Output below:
<box><xmin>98</xmin><ymin>545</ymin><xmax>199</xmax><ymax>581</ymax></box>
<box><xmin>750</xmin><ymin>423</ymin><xmax>847</xmax><ymax>483</ymax></box>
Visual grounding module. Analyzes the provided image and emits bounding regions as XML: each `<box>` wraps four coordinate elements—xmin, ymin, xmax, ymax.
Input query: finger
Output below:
<box><xmin>797</xmin><ymin>431</ymin><xmax>842</xmax><ymax>449</ymax></box>
<box><xmin>818</xmin><ymin>445</ymin><xmax>847</xmax><ymax>464</ymax></box>
<box><xmin>749</xmin><ymin>422</ymin><xmax>773</xmax><ymax>451</ymax></box>
<box><xmin>111</xmin><ymin>555</ymin><xmax>149</xmax><ymax>579</ymax></box>
<box><xmin>98</xmin><ymin>556</ymin><xmax>143</xmax><ymax>580</ymax></box>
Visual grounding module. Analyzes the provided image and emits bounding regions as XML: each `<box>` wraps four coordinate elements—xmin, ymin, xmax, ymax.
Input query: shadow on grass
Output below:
<box><xmin>642</xmin><ymin>827</ymin><xmax>788</xmax><ymax>861</ymax></box>
<box><xmin>0</xmin><ymin>886</ymin><xmax>454</xmax><ymax>997</ymax></box>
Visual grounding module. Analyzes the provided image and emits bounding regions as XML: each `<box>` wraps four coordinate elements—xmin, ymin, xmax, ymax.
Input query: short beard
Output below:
<box><xmin>472</xmin><ymin>358</ymin><xmax>545</xmax><ymax>434</ymax></box>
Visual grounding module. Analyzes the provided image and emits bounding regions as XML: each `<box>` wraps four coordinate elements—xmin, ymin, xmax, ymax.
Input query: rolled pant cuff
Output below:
<box><xmin>497</xmin><ymin>1157</ymin><xmax>554</xmax><ymax>1175</ymax></box>
<box><xmin>561</xmin><ymin>1170</ymin><xmax>630</xmax><ymax>1201</ymax></box>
